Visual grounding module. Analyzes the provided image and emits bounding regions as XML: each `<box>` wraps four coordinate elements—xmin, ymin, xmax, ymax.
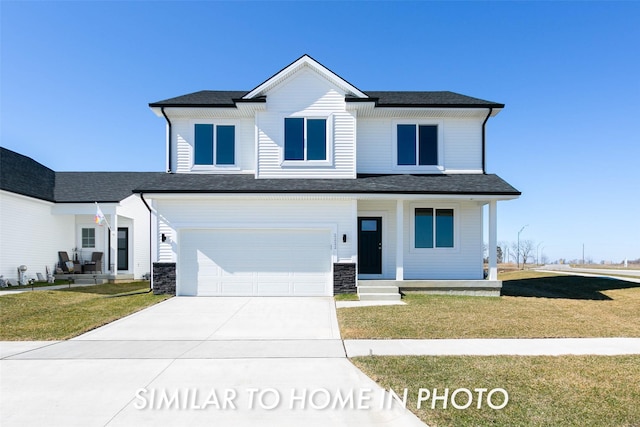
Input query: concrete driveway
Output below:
<box><xmin>1</xmin><ymin>297</ymin><xmax>425</xmax><ymax>426</ymax></box>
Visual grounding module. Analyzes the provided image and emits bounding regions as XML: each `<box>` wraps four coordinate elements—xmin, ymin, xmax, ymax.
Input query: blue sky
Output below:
<box><xmin>1</xmin><ymin>1</ymin><xmax>639</xmax><ymax>263</ymax></box>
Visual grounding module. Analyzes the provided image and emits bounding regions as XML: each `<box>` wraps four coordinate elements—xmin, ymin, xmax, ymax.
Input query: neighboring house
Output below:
<box><xmin>0</xmin><ymin>147</ymin><xmax>158</xmax><ymax>282</ymax></box>
<box><xmin>139</xmin><ymin>55</ymin><xmax>520</xmax><ymax>297</ymax></box>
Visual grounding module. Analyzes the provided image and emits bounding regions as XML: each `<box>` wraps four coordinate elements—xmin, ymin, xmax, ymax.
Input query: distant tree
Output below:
<box><xmin>512</xmin><ymin>239</ymin><xmax>535</xmax><ymax>269</ymax></box>
<box><xmin>497</xmin><ymin>246</ymin><xmax>504</xmax><ymax>264</ymax></box>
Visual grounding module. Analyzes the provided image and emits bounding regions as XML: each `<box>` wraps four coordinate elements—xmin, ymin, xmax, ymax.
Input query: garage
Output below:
<box><xmin>178</xmin><ymin>228</ymin><xmax>332</xmax><ymax>296</ymax></box>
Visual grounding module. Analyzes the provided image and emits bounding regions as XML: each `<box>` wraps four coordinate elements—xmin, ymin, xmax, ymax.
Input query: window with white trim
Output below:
<box><xmin>284</xmin><ymin>117</ymin><xmax>327</xmax><ymax>161</ymax></box>
<box><xmin>194</xmin><ymin>124</ymin><xmax>235</xmax><ymax>166</ymax></box>
<box><xmin>414</xmin><ymin>208</ymin><xmax>454</xmax><ymax>248</ymax></box>
<box><xmin>82</xmin><ymin>228</ymin><xmax>95</xmax><ymax>248</ymax></box>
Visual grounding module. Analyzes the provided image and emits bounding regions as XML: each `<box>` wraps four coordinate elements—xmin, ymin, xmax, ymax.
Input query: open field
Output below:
<box><xmin>352</xmin><ymin>355</ymin><xmax>640</xmax><ymax>427</ymax></box>
<box><xmin>338</xmin><ymin>271</ymin><xmax>640</xmax><ymax>339</ymax></box>
<box><xmin>0</xmin><ymin>282</ymin><xmax>170</xmax><ymax>340</ymax></box>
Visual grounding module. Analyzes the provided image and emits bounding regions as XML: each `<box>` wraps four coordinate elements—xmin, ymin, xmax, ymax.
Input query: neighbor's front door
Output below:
<box><xmin>117</xmin><ymin>228</ymin><xmax>129</xmax><ymax>271</ymax></box>
<box><xmin>358</xmin><ymin>217</ymin><xmax>382</xmax><ymax>274</ymax></box>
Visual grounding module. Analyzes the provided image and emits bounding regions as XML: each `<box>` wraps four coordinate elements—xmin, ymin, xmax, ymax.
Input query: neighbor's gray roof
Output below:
<box><xmin>134</xmin><ymin>173</ymin><xmax>520</xmax><ymax>196</ymax></box>
<box><xmin>1</xmin><ymin>147</ymin><xmax>56</xmax><ymax>202</ymax></box>
<box><xmin>54</xmin><ymin>172</ymin><xmax>164</xmax><ymax>203</ymax></box>
<box><xmin>150</xmin><ymin>90</ymin><xmax>503</xmax><ymax>109</ymax></box>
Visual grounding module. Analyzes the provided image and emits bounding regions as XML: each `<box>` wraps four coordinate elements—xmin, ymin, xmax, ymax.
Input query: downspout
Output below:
<box><xmin>481</xmin><ymin>108</ymin><xmax>493</xmax><ymax>174</ymax></box>
<box><xmin>161</xmin><ymin>107</ymin><xmax>172</xmax><ymax>173</ymax></box>
<box><xmin>140</xmin><ymin>193</ymin><xmax>153</xmax><ymax>293</ymax></box>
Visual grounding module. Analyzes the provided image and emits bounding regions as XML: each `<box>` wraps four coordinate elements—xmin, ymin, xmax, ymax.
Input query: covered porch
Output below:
<box><xmin>51</xmin><ymin>196</ymin><xmax>150</xmax><ymax>281</ymax></box>
<box><xmin>356</xmin><ymin>196</ymin><xmax>508</xmax><ymax>298</ymax></box>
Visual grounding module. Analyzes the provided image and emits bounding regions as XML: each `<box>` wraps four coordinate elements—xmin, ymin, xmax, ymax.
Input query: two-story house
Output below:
<box><xmin>139</xmin><ymin>55</ymin><xmax>520</xmax><ymax>298</ymax></box>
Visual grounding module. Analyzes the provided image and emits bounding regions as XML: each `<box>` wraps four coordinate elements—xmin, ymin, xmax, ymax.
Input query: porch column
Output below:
<box><xmin>396</xmin><ymin>200</ymin><xmax>404</xmax><ymax>280</ymax></box>
<box><xmin>488</xmin><ymin>200</ymin><xmax>498</xmax><ymax>280</ymax></box>
<box><xmin>110</xmin><ymin>213</ymin><xmax>118</xmax><ymax>274</ymax></box>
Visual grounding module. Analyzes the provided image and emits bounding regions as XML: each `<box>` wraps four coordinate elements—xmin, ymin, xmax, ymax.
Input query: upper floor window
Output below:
<box><xmin>415</xmin><ymin>208</ymin><xmax>454</xmax><ymax>248</ymax></box>
<box><xmin>397</xmin><ymin>124</ymin><xmax>438</xmax><ymax>166</ymax></box>
<box><xmin>284</xmin><ymin>117</ymin><xmax>327</xmax><ymax>161</ymax></box>
<box><xmin>194</xmin><ymin>124</ymin><xmax>235</xmax><ymax>166</ymax></box>
<box><xmin>82</xmin><ymin>228</ymin><xmax>95</xmax><ymax>248</ymax></box>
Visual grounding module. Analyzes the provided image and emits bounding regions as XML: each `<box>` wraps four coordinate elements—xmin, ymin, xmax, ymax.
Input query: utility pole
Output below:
<box><xmin>517</xmin><ymin>224</ymin><xmax>528</xmax><ymax>269</ymax></box>
<box><xmin>537</xmin><ymin>241</ymin><xmax>544</xmax><ymax>266</ymax></box>
<box><xmin>582</xmin><ymin>243</ymin><xmax>585</xmax><ymax>265</ymax></box>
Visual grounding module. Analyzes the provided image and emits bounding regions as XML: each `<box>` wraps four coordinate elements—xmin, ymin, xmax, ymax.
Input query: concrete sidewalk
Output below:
<box><xmin>344</xmin><ymin>337</ymin><xmax>640</xmax><ymax>357</ymax></box>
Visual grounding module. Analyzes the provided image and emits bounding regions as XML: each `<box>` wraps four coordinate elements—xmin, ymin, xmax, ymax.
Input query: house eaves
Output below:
<box><xmin>134</xmin><ymin>173</ymin><xmax>521</xmax><ymax>197</ymax></box>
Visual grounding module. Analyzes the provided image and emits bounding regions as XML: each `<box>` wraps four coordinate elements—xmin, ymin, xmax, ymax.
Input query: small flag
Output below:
<box><xmin>95</xmin><ymin>203</ymin><xmax>106</xmax><ymax>226</ymax></box>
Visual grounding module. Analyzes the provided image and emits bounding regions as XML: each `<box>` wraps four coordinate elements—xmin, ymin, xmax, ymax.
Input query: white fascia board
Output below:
<box><xmin>141</xmin><ymin>193</ymin><xmax>519</xmax><ymax>202</ymax></box>
<box><xmin>243</xmin><ymin>55</ymin><xmax>367</xmax><ymax>100</ymax></box>
<box><xmin>51</xmin><ymin>202</ymin><xmax>120</xmax><ymax>215</ymax></box>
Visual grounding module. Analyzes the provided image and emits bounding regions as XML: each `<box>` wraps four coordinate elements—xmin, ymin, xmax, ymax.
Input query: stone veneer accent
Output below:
<box><xmin>333</xmin><ymin>263</ymin><xmax>356</xmax><ymax>294</ymax></box>
<box><xmin>153</xmin><ymin>262</ymin><xmax>176</xmax><ymax>295</ymax></box>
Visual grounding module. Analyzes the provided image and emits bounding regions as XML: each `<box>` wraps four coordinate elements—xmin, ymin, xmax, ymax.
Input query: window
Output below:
<box><xmin>194</xmin><ymin>124</ymin><xmax>235</xmax><ymax>166</ymax></box>
<box><xmin>415</xmin><ymin>208</ymin><xmax>454</xmax><ymax>248</ymax></box>
<box><xmin>284</xmin><ymin>118</ymin><xmax>327</xmax><ymax>161</ymax></box>
<box><xmin>397</xmin><ymin>124</ymin><xmax>438</xmax><ymax>166</ymax></box>
<box><xmin>82</xmin><ymin>228</ymin><xmax>95</xmax><ymax>248</ymax></box>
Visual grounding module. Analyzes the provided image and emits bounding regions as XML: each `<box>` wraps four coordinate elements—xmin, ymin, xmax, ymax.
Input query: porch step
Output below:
<box><xmin>74</xmin><ymin>278</ymin><xmax>109</xmax><ymax>285</ymax></box>
<box><xmin>358</xmin><ymin>292</ymin><xmax>402</xmax><ymax>301</ymax></box>
<box><xmin>357</xmin><ymin>286</ymin><xmax>399</xmax><ymax>294</ymax></box>
<box><xmin>357</xmin><ymin>281</ymin><xmax>401</xmax><ymax>301</ymax></box>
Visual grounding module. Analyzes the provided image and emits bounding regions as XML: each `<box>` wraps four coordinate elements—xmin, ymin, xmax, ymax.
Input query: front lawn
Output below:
<box><xmin>338</xmin><ymin>271</ymin><xmax>640</xmax><ymax>339</ymax></box>
<box><xmin>352</xmin><ymin>355</ymin><xmax>640</xmax><ymax>427</ymax></box>
<box><xmin>0</xmin><ymin>282</ymin><xmax>170</xmax><ymax>340</ymax></box>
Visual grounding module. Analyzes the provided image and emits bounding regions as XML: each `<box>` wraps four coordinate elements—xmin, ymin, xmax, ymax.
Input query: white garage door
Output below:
<box><xmin>179</xmin><ymin>229</ymin><xmax>332</xmax><ymax>296</ymax></box>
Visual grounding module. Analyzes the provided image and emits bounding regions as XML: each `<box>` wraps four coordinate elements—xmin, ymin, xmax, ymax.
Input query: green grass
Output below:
<box><xmin>338</xmin><ymin>271</ymin><xmax>640</xmax><ymax>339</ymax></box>
<box><xmin>352</xmin><ymin>355</ymin><xmax>640</xmax><ymax>427</ymax></box>
<box><xmin>334</xmin><ymin>293</ymin><xmax>359</xmax><ymax>301</ymax></box>
<box><xmin>0</xmin><ymin>282</ymin><xmax>170</xmax><ymax>340</ymax></box>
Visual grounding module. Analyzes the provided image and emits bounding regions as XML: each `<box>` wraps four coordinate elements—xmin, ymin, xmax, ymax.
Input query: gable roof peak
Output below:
<box><xmin>243</xmin><ymin>54</ymin><xmax>367</xmax><ymax>100</ymax></box>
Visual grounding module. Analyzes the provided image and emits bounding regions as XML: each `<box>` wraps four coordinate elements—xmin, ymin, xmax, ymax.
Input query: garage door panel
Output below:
<box><xmin>179</xmin><ymin>229</ymin><xmax>331</xmax><ymax>296</ymax></box>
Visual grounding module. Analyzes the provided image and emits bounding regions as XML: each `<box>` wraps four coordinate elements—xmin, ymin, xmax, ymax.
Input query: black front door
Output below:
<box><xmin>358</xmin><ymin>217</ymin><xmax>382</xmax><ymax>274</ymax></box>
<box><xmin>117</xmin><ymin>228</ymin><xmax>129</xmax><ymax>271</ymax></box>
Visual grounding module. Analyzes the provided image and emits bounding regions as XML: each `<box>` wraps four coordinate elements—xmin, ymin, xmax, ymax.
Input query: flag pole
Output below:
<box><xmin>95</xmin><ymin>202</ymin><xmax>112</xmax><ymax>231</ymax></box>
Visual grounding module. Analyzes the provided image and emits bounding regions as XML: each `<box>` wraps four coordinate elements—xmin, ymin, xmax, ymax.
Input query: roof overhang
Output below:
<box><xmin>243</xmin><ymin>54</ymin><xmax>368</xmax><ymax>100</ymax></box>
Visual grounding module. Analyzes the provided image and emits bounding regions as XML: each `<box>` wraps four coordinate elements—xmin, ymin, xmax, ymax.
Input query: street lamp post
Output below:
<box><xmin>537</xmin><ymin>241</ymin><xmax>544</xmax><ymax>266</ymax></box>
<box><xmin>517</xmin><ymin>224</ymin><xmax>528</xmax><ymax>269</ymax></box>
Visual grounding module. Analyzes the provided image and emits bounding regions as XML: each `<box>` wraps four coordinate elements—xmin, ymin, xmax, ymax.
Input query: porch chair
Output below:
<box><xmin>58</xmin><ymin>252</ymin><xmax>78</xmax><ymax>273</ymax></box>
<box><xmin>83</xmin><ymin>252</ymin><xmax>103</xmax><ymax>273</ymax></box>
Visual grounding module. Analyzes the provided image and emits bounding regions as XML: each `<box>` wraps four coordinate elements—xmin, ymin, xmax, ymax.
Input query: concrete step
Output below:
<box><xmin>357</xmin><ymin>285</ymin><xmax>399</xmax><ymax>294</ymax></box>
<box><xmin>358</xmin><ymin>280</ymin><xmax>398</xmax><ymax>287</ymax></box>
<box><xmin>358</xmin><ymin>293</ymin><xmax>402</xmax><ymax>301</ymax></box>
<box><xmin>74</xmin><ymin>278</ymin><xmax>109</xmax><ymax>285</ymax></box>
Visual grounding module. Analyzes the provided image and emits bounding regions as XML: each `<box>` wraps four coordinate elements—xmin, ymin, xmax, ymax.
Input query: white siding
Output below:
<box><xmin>154</xmin><ymin>197</ymin><xmax>356</xmax><ymax>264</ymax></box>
<box><xmin>256</xmin><ymin>68</ymin><xmax>356</xmax><ymax>178</ymax></box>
<box><xmin>403</xmin><ymin>201</ymin><xmax>483</xmax><ymax>279</ymax></box>
<box><xmin>0</xmin><ymin>191</ymin><xmax>74</xmax><ymax>280</ymax></box>
<box><xmin>356</xmin><ymin>117</ymin><xmax>484</xmax><ymax>174</ymax></box>
<box><xmin>171</xmin><ymin>117</ymin><xmax>255</xmax><ymax>174</ymax></box>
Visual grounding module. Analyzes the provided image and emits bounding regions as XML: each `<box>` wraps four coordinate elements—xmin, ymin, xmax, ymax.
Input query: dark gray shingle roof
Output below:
<box><xmin>353</xmin><ymin>91</ymin><xmax>504</xmax><ymax>108</ymax></box>
<box><xmin>150</xmin><ymin>90</ymin><xmax>502</xmax><ymax>109</ymax></box>
<box><xmin>134</xmin><ymin>173</ymin><xmax>520</xmax><ymax>196</ymax></box>
<box><xmin>149</xmin><ymin>91</ymin><xmax>263</xmax><ymax>107</ymax></box>
<box><xmin>1</xmin><ymin>147</ymin><xmax>56</xmax><ymax>202</ymax></box>
<box><xmin>54</xmin><ymin>172</ymin><xmax>164</xmax><ymax>203</ymax></box>
<box><xmin>1</xmin><ymin>148</ymin><xmax>164</xmax><ymax>203</ymax></box>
